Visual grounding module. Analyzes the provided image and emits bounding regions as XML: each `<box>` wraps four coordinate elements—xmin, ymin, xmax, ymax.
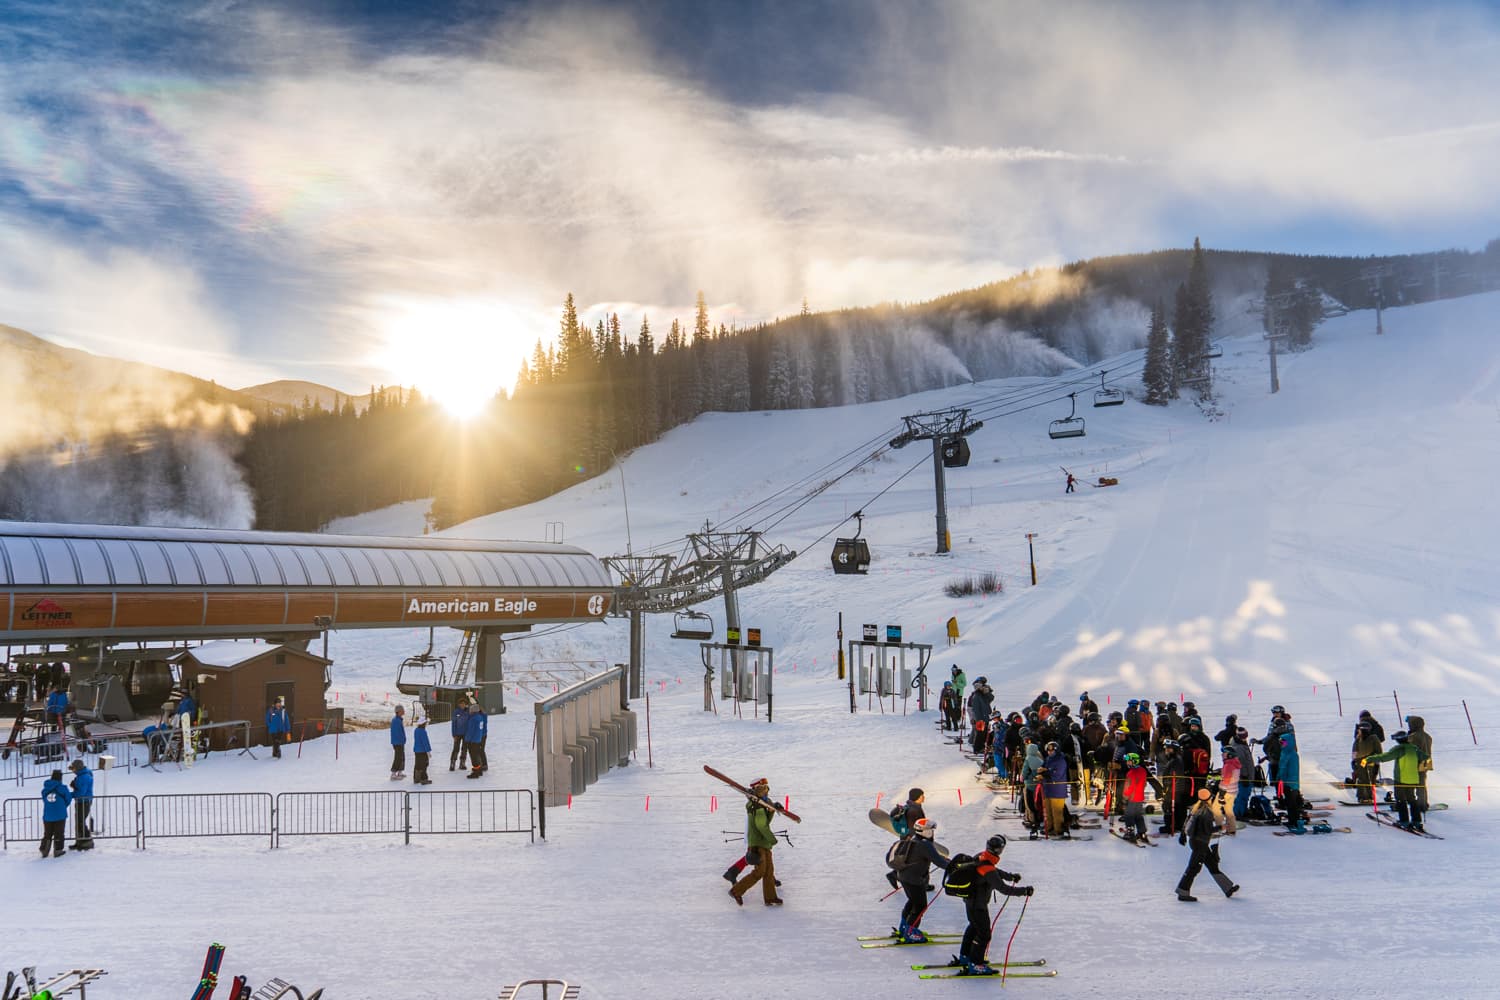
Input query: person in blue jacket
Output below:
<box><xmin>389</xmin><ymin>704</ymin><xmax>406</xmax><ymax>780</ymax></box>
<box><xmin>448</xmin><ymin>698</ymin><xmax>470</xmax><ymax>772</ymax></box>
<box><xmin>265</xmin><ymin>696</ymin><xmax>290</xmax><ymax>758</ymax></box>
<box><xmin>464</xmin><ymin>699</ymin><xmax>488</xmax><ymax>778</ymax></box>
<box><xmin>412</xmin><ymin>713</ymin><xmax>432</xmax><ymax>785</ymax></box>
<box><xmin>1041</xmin><ymin>740</ymin><xmax>1071</xmax><ymax>837</ymax></box>
<box><xmin>1277</xmin><ymin>730</ymin><xmax>1305</xmax><ymax>833</ymax></box>
<box><xmin>40</xmin><ymin>768</ymin><xmax>72</xmax><ymax>857</ymax></box>
<box><xmin>68</xmin><ymin>759</ymin><xmax>94</xmax><ymax>850</ymax></box>
<box><xmin>45</xmin><ymin>686</ymin><xmax>70</xmax><ymax>729</ymax></box>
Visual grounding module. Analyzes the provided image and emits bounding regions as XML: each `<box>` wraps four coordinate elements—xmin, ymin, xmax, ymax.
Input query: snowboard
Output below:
<box><xmin>181</xmin><ymin>710</ymin><xmax>197</xmax><ymax>768</ymax></box>
<box><xmin>1273</xmin><ymin>826</ymin><xmax>1352</xmax><ymax>836</ymax></box>
<box><xmin>704</xmin><ymin>765</ymin><xmax>802</xmax><ymax>823</ymax></box>
<box><xmin>869</xmin><ymin>808</ymin><xmax>950</xmax><ymax>858</ymax></box>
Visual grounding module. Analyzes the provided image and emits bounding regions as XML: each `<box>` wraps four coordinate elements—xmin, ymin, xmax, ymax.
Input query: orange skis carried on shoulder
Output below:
<box><xmin>703</xmin><ymin>765</ymin><xmax>802</xmax><ymax>823</ymax></box>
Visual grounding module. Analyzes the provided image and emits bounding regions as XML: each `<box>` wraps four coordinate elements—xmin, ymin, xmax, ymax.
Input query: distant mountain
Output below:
<box><xmin>237</xmin><ymin>379</ymin><xmax>374</xmax><ymax>415</ymax></box>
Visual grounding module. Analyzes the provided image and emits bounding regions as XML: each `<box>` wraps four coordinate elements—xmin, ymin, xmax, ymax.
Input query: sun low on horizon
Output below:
<box><xmin>371</xmin><ymin>295</ymin><xmax>532</xmax><ymax>419</ymax></box>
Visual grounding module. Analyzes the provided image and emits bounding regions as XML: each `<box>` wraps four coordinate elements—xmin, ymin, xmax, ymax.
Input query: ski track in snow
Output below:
<box><xmin>5</xmin><ymin>294</ymin><xmax>1500</xmax><ymax>998</ymax></box>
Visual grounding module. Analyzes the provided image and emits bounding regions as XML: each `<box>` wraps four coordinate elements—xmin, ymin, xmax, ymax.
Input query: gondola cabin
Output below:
<box><xmin>940</xmin><ymin>436</ymin><xmax>971</xmax><ymax>468</ymax></box>
<box><xmin>831</xmin><ymin>537</ymin><xmax>871</xmax><ymax>575</ymax></box>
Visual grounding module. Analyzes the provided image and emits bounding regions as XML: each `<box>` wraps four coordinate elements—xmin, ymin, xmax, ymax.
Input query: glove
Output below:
<box><xmin>1004</xmin><ymin>872</ymin><xmax>1022</xmax><ymax>883</ymax></box>
<box><xmin>1178</xmin><ymin>834</ymin><xmax>1186</xmax><ymax>846</ymax></box>
<box><xmin>1022</xmin><ymin>886</ymin><xmax>1035</xmax><ymax>897</ymax></box>
<box><xmin>886</xmin><ymin>871</ymin><xmax>899</xmax><ymax>889</ymax></box>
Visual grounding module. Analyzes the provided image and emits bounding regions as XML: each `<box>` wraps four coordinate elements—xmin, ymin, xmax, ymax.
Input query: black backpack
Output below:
<box><xmin>886</xmin><ymin>836</ymin><xmax>918</xmax><ymax>871</ymax></box>
<box><xmin>1247</xmin><ymin>794</ymin><xmax>1275</xmax><ymax>822</ymax></box>
<box><xmin>942</xmin><ymin>854</ymin><xmax>981</xmax><ymax>898</ymax></box>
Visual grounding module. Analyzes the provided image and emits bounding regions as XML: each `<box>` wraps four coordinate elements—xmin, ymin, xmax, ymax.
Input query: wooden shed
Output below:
<box><xmin>171</xmin><ymin>642</ymin><xmax>331</xmax><ymax>750</ymax></box>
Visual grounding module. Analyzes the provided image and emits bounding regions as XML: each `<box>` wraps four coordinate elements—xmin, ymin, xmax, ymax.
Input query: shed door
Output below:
<box><xmin>266</xmin><ymin>681</ymin><xmax>296</xmax><ymax>728</ymax></box>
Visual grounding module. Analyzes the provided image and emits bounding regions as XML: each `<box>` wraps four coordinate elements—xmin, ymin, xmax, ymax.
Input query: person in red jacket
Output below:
<box><xmin>1120</xmin><ymin>752</ymin><xmax>1152</xmax><ymax>842</ymax></box>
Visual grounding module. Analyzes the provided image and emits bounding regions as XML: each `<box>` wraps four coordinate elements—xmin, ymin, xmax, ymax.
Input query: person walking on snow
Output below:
<box><xmin>412</xmin><ymin>712</ymin><xmax>432</xmax><ymax>785</ymax></box>
<box><xmin>1362</xmin><ymin>731</ymin><xmax>1429</xmax><ymax>831</ymax></box>
<box><xmin>1065</xmin><ymin>471</ymin><xmax>1076</xmax><ymax>494</ymax></box>
<box><xmin>892</xmin><ymin>817</ymin><xmax>949</xmax><ymax>942</ymax></box>
<box><xmin>39</xmin><ymin>768</ymin><xmax>72</xmax><ymax>858</ymax></box>
<box><xmin>953</xmin><ymin>834</ymin><xmax>1034</xmax><ymax>975</ymax></box>
<box><xmin>449</xmin><ymin>697</ymin><xmax>470</xmax><ymax>771</ymax></box>
<box><xmin>464</xmin><ymin>699</ymin><xmax>488</xmax><ymax>778</ymax></box>
<box><xmin>729</xmin><ymin>778</ymin><xmax>783</xmax><ymax>907</ymax></box>
<box><xmin>389</xmin><ymin>704</ymin><xmax>406</xmax><ymax>780</ymax></box>
<box><xmin>265</xmin><ymin>696</ymin><xmax>289</xmax><ymax>758</ymax></box>
<box><xmin>68</xmin><ymin>759</ymin><xmax>94</xmax><ymax>851</ymax></box>
<box><xmin>1176</xmin><ymin>787</ymin><xmax>1238</xmax><ymax>902</ymax></box>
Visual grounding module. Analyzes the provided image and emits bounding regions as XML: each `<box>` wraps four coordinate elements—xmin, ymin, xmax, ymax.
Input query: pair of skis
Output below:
<box><xmin>1365</xmin><ymin>813</ymin><xmax>1443</xmax><ymax>839</ymax></box>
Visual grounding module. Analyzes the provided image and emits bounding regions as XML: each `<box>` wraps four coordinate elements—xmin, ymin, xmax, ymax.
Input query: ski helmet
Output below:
<box><xmin>986</xmin><ymin>833</ymin><xmax>1008</xmax><ymax>854</ymax></box>
<box><xmin>914</xmin><ymin>817</ymin><xmax>937</xmax><ymax>838</ymax></box>
<box><xmin>952</xmin><ymin>665</ymin><xmax>961</xmax><ymax>675</ymax></box>
<box><xmin>1392</xmin><ymin>730</ymin><xmax>1409</xmax><ymax>742</ymax></box>
<box><xmin>943</xmin><ymin>680</ymin><xmax>952</xmax><ymax>688</ymax></box>
<box><xmin>1187</xmin><ymin>717</ymin><xmax>1202</xmax><ymax>729</ymax></box>
<box><xmin>1272</xmin><ymin>705</ymin><xmax>1286</xmax><ymax>714</ymax></box>
<box><xmin>1123</xmin><ymin>752</ymin><xmax>1141</xmax><ymax>766</ymax></box>
<box><xmin>1162</xmin><ymin>738</ymin><xmax>1180</xmax><ymax>749</ymax></box>
<box><xmin>1235</xmin><ymin>727</ymin><xmax>1249</xmax><ymax>740</ymax></box>
<box><xmin>1044</xmin><ymin>740</ymin><xmax>1060</xmax><ymax>751</ymax></box>
<box><xmin>976</xmin><ymin>676</ymin><xmax>988</xmax><ymax>685</ymax></box>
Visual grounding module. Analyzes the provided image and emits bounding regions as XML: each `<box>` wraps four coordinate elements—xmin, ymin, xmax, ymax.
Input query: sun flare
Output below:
<box><xmin>373</xmin><ymin>296</ymin><xmax>528</xmax><ymax>418</ymax></box>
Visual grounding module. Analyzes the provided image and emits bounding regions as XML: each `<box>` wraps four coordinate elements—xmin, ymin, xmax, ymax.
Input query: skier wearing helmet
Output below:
<box><xmin>890</xmin><ymin>817</ymin><xmax>949</xmax><ymax>943</ymax></box>
<box><xmin>948</xmin><ymin>834</ymin><xmax>1034</xmax><ymax>976</ymax></box>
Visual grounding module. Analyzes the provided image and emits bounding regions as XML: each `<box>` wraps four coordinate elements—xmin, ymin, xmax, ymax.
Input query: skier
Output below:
<box><xmin>892</xmin><ymin>817</ymin><xmax>949</xmax><ymax>942</ymax></box>
<box><xmin>1404</xmin><ymin>715</ymin><xmax>1433</xmax><ymax>812</ymax></box>
<box><xmin>1079</xmin><ymin>691</ymin><xmax>1098</xmax><ymax>717</ymax></box>
<box><xmin>1350</xmin><ymin>720</ymin><xmax>1382</xmax><ymax>804</ymax></box>
<box><xmin>39</xmin><ymin>768</ymin><xmax>72</xmax><ymax>858</ymax></box>
<box><xmin>411</xmin><ymin>712</ymin><xmax>432</xmax><ymax>785</ymax></box>
<box><xmin>1260</xmin><ymin>708</ymin><xmax>1287</xmax><ymax>785</ymax></box>
<box><xmin>1214</xmin><ymin>714</ymin><xmax>1239</xmax><ymax>750</ymax></box>
<box><xmin>949</xmin><ymin>834</ymin><xmax>1033</xmax><ymax>975</ymax></box>
<box><xmin>1180</xmin><ymin>716</ymin><xmax>1213</xmax><ymax>798</ymax></box>
<box><xmin>939</xmin><ymin>682</ymin><xmax>962</xmax><ymax>732</ymax></box>
<box><xmin>68</xmin><ymin>758</ymin><xmax>94</xmax><ymax>851</ymax></box>
<box><xmin>1119</xmin><ymin>752</ymin><xmax>1152</xmax><ymax>843</ymax></box>
<box><xmin>950</xmin><ymin>665</ymin><xmax>967</xmax><ymax>703</ymax></box>
<box><xmin>1276</xmin><ymin>729</ymin><xmax>1305</xmax><ymax>833</ymax></box>
<box><xmin>966</xmin><ymin>678</ymin><xmax>994</xmax><ymax>755</ymax></box>
<box><xmin>388</xmin><ymin>704</ymin><xmax>406</xmax><ymax>780</ymax></box>
<box><xmin>1362</xmin><ymin>731</ymin><xmax>1429</xmax><ymax>831</ymax></box>
<box><xmin>1065</xmin><ymin>471</ymin><xmax>1076</xmax><ymax>494</ymax></box>
<box><xmin>1019</xmin><ymin>734</ymin><xmax>1045</xmax><ymax>834</ymax></box>
<box><xmin>1358</xmin><ymin>709</ymin><xmax>1386</xmax><ymax>743</ymax></box>
<box><xmin>265</xmin><ymin>696</ymin><xmax>289</xmax><ymax>759</ymax></box>
<box><xmin>464</xmin><ymin>698</ymin><xmax>488</xmax><ymax>778</ymax></box>
<box><xmin>1108</xmin><ymin>726</ymin><xmax>1142</xmax><ymax>817</ymax></box>
<box><xmin>1227</xmin><ymin>729</ymin><xmax>1256</xmax><ymax>822</ymax></box>
<box><xmin>1175</xmin><ymin>787</ymin><xmax>1238</xmax><ymax>902</ymax></box>
<box><xmin>449</xmin><ymin>697</ymin><xmax>470</xmax><ymax>771</ymax></box>
<box><xmin>1157</xmin><ymin>738</ymin><xmax>1190</xmax><ymax>835</ymax></box>
<box><xmin>728</xmin><ymin>777</ymin><xmax>783</xmax><ymax>907</ymax></box>
<box><xmin>1041</xmin><ymin>741</ymin><xmax>1070</xmax><ymax>837</ymax></box>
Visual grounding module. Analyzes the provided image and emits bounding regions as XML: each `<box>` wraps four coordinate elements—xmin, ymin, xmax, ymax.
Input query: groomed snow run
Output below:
<box><xmin>7</xmin><ymin>292</ymin><xmax>1500</xmax><ymax>999</ymax></box>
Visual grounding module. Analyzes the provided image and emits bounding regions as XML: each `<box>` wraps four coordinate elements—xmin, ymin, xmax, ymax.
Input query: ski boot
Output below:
<box><xmin>947</xmin><ymin>955</ymin><xmax>965</xmax><ymax>968</ymax></box>
<box><xmin>1311</xmin><ymin>821</ymin><xmax>1332</xmax><ymax>835</ymax></box>
<box><xmin>900</xmin><ymin>924</ymin><xmax>928</xmax><ymax>944</ymax></box>
<box><xmin>1286</xmin><ymin>820</ymin><xmax>1307</xmax><ymax>834</ymax></box>
<box><xmin>1176</xmin><ymin>887</ymin><xmax>1197</xmax><ymax>902</ymax></box>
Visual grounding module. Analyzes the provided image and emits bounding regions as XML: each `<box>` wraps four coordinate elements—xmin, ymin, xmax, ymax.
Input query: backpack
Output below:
<box><xmin>886</xmin><ymin>836</ymin><xmax>918</xmax><ymax>871</ymax></box>
<box><xmin>1247</xmin><ymin>794</ymin><xmax>1275</xmax><ymax>822</ymax></box>
<box><xmin>888</xmin><ymin>803</ymin><xmax>909</xmax><ymax>836</ymax></box>
<box><xmin>942</xmin><ymin>855</ymin><xmax>981</xmax><ymax>898</ymax></box>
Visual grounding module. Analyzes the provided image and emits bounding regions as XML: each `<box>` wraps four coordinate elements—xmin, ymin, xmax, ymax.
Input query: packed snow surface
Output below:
<box><xmin>7</xmin><ymin>293</ymin><xmax>1500</xmax><ymax>998</ymax></box>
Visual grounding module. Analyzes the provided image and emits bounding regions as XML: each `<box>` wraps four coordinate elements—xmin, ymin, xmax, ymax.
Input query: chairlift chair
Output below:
<box><xmin>1092</xmin><ymin>370</ymin><xmax>1125</xmax><ymax>408</ymax></box>
<box><xmin>395</xmin><ymin>652</ymin><xmax>447</xmax><ymax>695</ymax></box>
<box><xmin>1048</xmin><ymin>393</ymin><xmax>1086</xmax><ymax>440</ymax></box>
<box><xmin>831</xmin><ymin>511</ymin><xmax>872</xmax><ymax>575</ymax></box>
<box><xmin>671</xmin><ymin>610</ymin><xmax>715</xmax><ymax>641</ymax></box>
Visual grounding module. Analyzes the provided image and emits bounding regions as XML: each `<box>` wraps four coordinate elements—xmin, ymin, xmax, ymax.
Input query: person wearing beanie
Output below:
<box><xmin>1350</xmin><ymin>721</ymin><xmax>1383</xmax><ymax>805</ymax></box>
<box><xmin>1175</xmin><ymin>787</ymin><xmax>1238</xmax><ymax>902</ymax></box>
<box><xmin>40</xmin><ymin>768</ymin><xmax>72</xmax><ymax>858</ymax></box>
<box><xmin>464</xmin><ymin>697</ymin><xmax>489</xmax><ymax>778</ymax></box>
<box><xmin>729</xmin><ymin>778</ymin><xmax>783</xmax><ymax>907</ymax></box>
<box><xmin>265</xmin><ymin>696</ymin><xmax>289</xmax><ymax>759</ymax></box>
<box><xmin>939</xmin><ymin>682</ymin><xmax>962</xmax><ymax>732</ymax></box>
<box><xmin>389</xmin><ymin>705</ymin><xmax>406</xmax><ymax>780</ymax></box>
<box><xmin>68</xmin><ymin>759</ymin><xmax>95</xmax><ymax>851</ymax></box>
<box><xmin>411</xmin><ymin>712</ymin><xmax>432</xmax><ymax>785</ymax></box>
<box><xmin>449</xmin><ymin>696</ymin><xmax>471</xmax><ymax>772</ymax></box>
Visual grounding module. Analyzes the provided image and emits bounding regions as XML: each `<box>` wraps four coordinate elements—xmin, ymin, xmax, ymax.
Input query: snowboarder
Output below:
<box><xmin>949</xmin><ymin>834</ymin><xmax>1033</xmax><ymax>975</ymax></box>
<box><xmin>1065</xmin><ymin>471</ymin><xmax>1076</xmax><ymax>494</ymax></box>
<box><xmin>39</xmin><ymin>768</ymin><xmax>71</xmax><ymax>858</ymax></box>
<box><xmin>265</xmin><ymin>696</ymin><xmax>289</xmax><ymax>758</ymax></box>
<box><xmin>1405</xmin><ymin>715</ymin><xmax>1433</xmax><ymax>812</ymax></box>
<box><xmin>464</xmin><ymin>698</ymin><xmax>488</xmax><ymax>778</ymax></box>
<box><xmin>389</xmin><ymin>705</ymin><xmax>406</xmax><ymax>780</ymax></box>
<box><xmin>1350</xmin><ymin>720</ymin><xmax>1382</xmax><ymax>804</ymax></box>
<box><xmin>939</xmin><ymin>682</ymin><xmax>962</xmax><ymax>732</ymax></box>
<box><xmin>891</xmin><ymin>788</ymin><xmax>926</xmax><ymax>836</ymax></box>
<box><xmin>891</xmin><ymin>817</ymin><xmax>950</xmax><ymax>942</ymax></box>
<box><xmin>1362</xmin><ymin>731</ymin><xmax>1429</xmax><ymax>831</ymax></box>
<box><xmin>449</xmin><ymin>697</ymin><xmax>470</xmax><ymax>771</ymax></box>
<box><xmin>68</xmin><ymin>759</ymin><xmax>94</xmax><ymax>851</ymax></box>
<box><xmin>729</xmin><ymin>777</ymin><xmax>783</xmax><ymax>907</ymax></box>
<box><xmin>1176</xmin><ymin>787</ymin><xmax>1238</xmax><ymax>901</ymax></box>
<box><xmin>412</xmin><ymin>712</ymin><xmax>432</xmax><ymax>785</ymax></box>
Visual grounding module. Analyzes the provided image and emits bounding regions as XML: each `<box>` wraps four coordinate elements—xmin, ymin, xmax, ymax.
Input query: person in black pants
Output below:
<box><xmin>893</xmin><ymin>817</ymin><xmax>948</xmax><ymax>942</ymax></box>
<box><xmin>448</xmin><ymin>698</ymin><xmax>470</xmax><ymax>771</ymax></box>
<box><xmin>68</xmin><ymin>759</ymin><xmax>95</xmax><ymax>850</ymax></box>
<box><xmin>954</xmin><ymin>835</ymin><xmax>1033</xmax><ymax>976</ymax></box>
<box><xmin>39</xmin><ymin>769</ymin><xmax>72</xmax><ymax>858</ymax></box>
<box><xmin>1176</xmin><ymin>788</ymin><xmax>1238</xmax><ymax>901</ymax></box>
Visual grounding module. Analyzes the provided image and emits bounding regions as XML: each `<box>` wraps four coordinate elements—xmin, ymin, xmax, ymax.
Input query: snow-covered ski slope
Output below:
<box><xmin>9</xmin><ymin>292</ymin><xmax>1500</xmax><ymax>999</ymax></box>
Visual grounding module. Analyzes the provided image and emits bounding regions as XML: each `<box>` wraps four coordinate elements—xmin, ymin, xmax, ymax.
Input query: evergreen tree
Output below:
<box><xmin>1142</xmin><ymin>300</ymin><xmax>1172</xmax><ymax>405</ymax></box>
<box><xmin>1172</xmin><ymin>237</ymin><xmax>1215</xmax><ymax>395</ymax></box>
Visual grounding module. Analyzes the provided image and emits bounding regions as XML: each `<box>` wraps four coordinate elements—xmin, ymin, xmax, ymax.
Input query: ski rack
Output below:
<box><xmin>499</xmin><ymin>980</ymin><xmax>579</xmax><ymax>1000</ymax></box>
<box><xmin>17</xmin><ymin>968</ymin><xmax>108</xmax><ymax>999</ymax></box>
<box><xmin>248</xmin><ymin>978</ymin><xmax>324</xmax><ymax>1000</ymax></box>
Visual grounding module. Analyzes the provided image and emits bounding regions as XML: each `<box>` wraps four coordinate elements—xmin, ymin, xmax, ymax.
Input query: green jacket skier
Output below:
<box><xmin>729</xmin><ymin>777</ymin><xmax>784</xmax><ymax>907</ymax></box>
<box><xmin>1363</xmin><ymin>734</ymin><xmax>1429</xmax><ymax>831</ymax></box>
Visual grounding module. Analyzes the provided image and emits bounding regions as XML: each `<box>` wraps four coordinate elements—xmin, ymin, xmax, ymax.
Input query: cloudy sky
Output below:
<box><xmin>2</xmin><ymin>0</ymin><xmax>1497</xmax><ymax>406</ymax></box>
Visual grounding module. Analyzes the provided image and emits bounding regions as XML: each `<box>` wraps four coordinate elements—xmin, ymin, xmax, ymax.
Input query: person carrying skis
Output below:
<box><xmin>950</xmin><ymin>834</ymin><xmax>1033</xmax><ymax>975</ymax></box>
<box><xmin>1276</xmin><ymin>729</ymin><xmax>1305</xmax><ymax>833</ymax></box>
<box><xmin>1404</xmin><ymin>716</ymin><xmax>1433</xmax><ymax>812</ymax></box>
<box><xmin>388</xmin><ymin>704</ymin><xmax>406</xmax><ymax>780</ymax></box>
<box><xmin>1065</xmin><ymin>471</ymin><xmax>1076</xmax><ymax>494</ymax></box>
<box><xmin>1175</xmin><ymin>787</ymin><xmax>1238</xmax><ymax>902</ymax></box>
<box><xmin>39</xmin><ymin>768</ymin><xmax>72</xmax><ymax>858</ymax></box>
<box><xmin>68</xmin><ymin>758</ymin><xmax>94</xmax><ymax>851</ymax></box>
<box><xmin>1350</xmin><ymin>719</ymin><xmax>1382</xmax><ymax>804</ymax></box>
<box><xmin>265</xmin><ymin>696</ymin><xmax>289</xmax><ymax>758</ymax></box>
<box><xmin>449</xmin><ymin>697</ymin><xmax>470</xmax><ymax>771</ymax></box>
<box><xmin>939</xmin><ymin>682</ymin><xmax>962</xmax><ymax>732</ymax></box>
<box><xmin>892</xmin><ymin>817</ymin><xmax>949</xmax><ymax>942</ymax></box>
<box><xmin>729</xmin><ymin>777</ymin><xmax>783</xmax><ymax>906</ymax></box>
<box><xmin>1041</xmin><ymin>741</ymin><xmax>1070</xmax><ymax>837</ymax></box>
<box><xmin>1362</xmin><ymin>731</ymin><xmax>1429</xmax><ymax>831</ymax></box>
<box><xmin>464</xmin><ymin>698</ymin><xmax>488</xmax><ymax>778</ymax></box>
<box><xmin>412</xmin><ymin>711</ymin><xmax>432</xmax><ymax>785</ymax></box>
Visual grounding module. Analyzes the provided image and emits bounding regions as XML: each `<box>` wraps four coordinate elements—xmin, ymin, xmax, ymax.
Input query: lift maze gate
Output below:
<box><xmin>849</xmin><ymin>627</ymin><xmax>934</xmax><ymax>712</ymax></box>
<box><xmin>534</xmin><ymin>665</ymin><xmax>638</xmax><ymax>838</ymax></box>
<box><xmin>702</xmin><ymin>637</ymin><xmax>774</xmax><ymax>722</ymax></box>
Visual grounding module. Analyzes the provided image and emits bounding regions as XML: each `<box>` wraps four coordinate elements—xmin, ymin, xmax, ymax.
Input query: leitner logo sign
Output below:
<box><xmin>406</xmin><ymin>596</ymin><xmax>538</xmax><ymax>617</ymax></box>
<box><xmin>21</xmin><ymin>599</ymin><xmax>73</xmax><ymax>627</ymax></box>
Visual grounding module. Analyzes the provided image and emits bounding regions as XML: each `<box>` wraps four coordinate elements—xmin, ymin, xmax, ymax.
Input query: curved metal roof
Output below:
<box><xmin>0</xmin><ymin>521</ymin><xmax>611</xmax><ymax>590</ymax></box>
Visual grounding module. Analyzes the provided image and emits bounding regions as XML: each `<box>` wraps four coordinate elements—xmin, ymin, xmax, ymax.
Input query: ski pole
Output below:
<box><xmin>988</xmin><ymin>895</ymin><xmax>1010</xmax><ymax>935</ymax></box>
<box><xmin>879</xmin><ymin>884</ymin><xmax>903</xmax><ymax>903</ymax></box>
<box><xmin>1001</xmin><ymin>895</ymin><xmax>1030</xmax><ymax>986</ymax></box>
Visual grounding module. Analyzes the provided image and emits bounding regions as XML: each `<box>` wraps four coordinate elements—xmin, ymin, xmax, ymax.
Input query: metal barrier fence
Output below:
<box><xmin>1</xmin><ymin>794</ymin><xmax>141</xmax><ymax>848</ymax></box>
<box><xmin>2</xmin><ymin>735</ymin><xmax>136</xmax><ymax>786</ymax></box>
<box><xmin>142</xmin><ymin>792</ymin><xmax>274</xmax><ymax>849</ymax></box>
<box><xmin>408</xmin><ymin>789</ymin><xmax>535</xmax><ymax>844</ymax></box>
<box><xmin>275</xmin><ymin>790</ymin><xmax>407</xmax><ymax>844</ymax></box>
<box><xmin>0</xmin><ymin>789</ymin><xmax>534</xmax><ymax>849</ymax></box>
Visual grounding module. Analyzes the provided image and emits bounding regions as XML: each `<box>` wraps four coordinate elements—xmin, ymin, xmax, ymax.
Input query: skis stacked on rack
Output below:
<box><xmin>190</xmin><ymin>943</ymin><xmax>225</xmax><ymax>1000</ymax></box>
<box><xmin>1365</xmin><ymin>813</ymin><xmax>1443</xmax><ymax>839</ymax></box>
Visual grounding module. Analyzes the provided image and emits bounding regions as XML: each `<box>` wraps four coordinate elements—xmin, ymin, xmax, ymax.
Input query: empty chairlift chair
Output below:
<box><xmin>671</xmin><ymin>610</ymin><xmax>714</xmax><ymax>641</ymax></box>
<box><xmin>1048</xmin><ymin>393</ymin><xmax>1086</xmax><ymax>440</ymax></box>
<box><xmin>1093</xmin><ymin>370</ymin><xmax>1124</xmax><ymax>407</ymax></box>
